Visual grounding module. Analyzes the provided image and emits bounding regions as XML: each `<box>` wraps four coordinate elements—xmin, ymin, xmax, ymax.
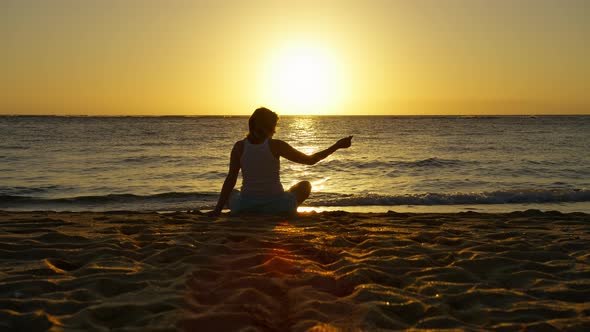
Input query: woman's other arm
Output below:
<box><xmin>209</xmin><ymin>141</ymin><xmax>242</xmax><ymax>216</ymax></box>
<box><xmin>273</xmin><ymin>136</ymin><xmax>352</xmax><ymax>165</ymax></box>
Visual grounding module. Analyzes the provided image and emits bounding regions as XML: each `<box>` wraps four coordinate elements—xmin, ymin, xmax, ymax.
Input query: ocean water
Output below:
<box><xmin>1</xmin><ymin>115</ymin><xmax>589</xmax><ymax>212</ymax></box>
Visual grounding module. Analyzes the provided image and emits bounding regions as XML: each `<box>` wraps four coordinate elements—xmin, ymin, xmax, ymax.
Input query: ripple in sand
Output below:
<box><xmin>2</xmin><ymin>211</ymin><xmax>590</xmax><ymax>331</ymax></box>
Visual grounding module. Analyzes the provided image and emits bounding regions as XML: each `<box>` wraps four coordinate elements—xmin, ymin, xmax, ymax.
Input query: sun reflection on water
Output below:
<box><xmin>311</xmin><ymin>177</ymin><xmax>330</xmax><ymax>191</ymax></box>
<box><xmin>287</xmin><ymin>117</ymin><xmax>319</xmax><ymax>154</ymax></box>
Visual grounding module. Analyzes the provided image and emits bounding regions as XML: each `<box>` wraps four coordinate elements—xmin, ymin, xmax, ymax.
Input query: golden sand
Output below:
<box><xmin>0</xmin><ymin>210</ymin><xmax>589</xmax><ymax>331</ymax></box>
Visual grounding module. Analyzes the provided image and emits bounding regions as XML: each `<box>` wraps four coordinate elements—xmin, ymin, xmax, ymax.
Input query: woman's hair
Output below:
<box><xmin>247</xmin><ymin>107</ymin><xmax>278</xmax><ymax>142</ymax></box>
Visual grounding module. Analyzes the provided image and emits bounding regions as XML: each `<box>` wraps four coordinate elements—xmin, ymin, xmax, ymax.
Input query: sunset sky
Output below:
<box><xmin>1</xmin><ymin>0</ymin><xmax>589</xmax><ymax>115</ymax></box>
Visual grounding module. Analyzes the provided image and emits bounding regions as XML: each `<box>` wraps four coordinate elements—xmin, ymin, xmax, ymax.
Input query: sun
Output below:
<box><xmin>259</xmin><ymin>42</ymin><xmax>347</xmax><ymax>115</ymax></box>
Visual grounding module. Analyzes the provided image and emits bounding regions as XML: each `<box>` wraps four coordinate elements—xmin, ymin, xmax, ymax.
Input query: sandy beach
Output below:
<box><xmin>1</xmin><ymin>209</ymin><xmax>589</xmax><ymax>331</ymax></box>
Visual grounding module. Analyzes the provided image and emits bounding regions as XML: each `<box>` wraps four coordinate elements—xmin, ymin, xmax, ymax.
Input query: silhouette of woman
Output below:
<box><xmin>209</xmin><ymin>107</ymin><xmax>352</xmax><ymax>216</ymax></box>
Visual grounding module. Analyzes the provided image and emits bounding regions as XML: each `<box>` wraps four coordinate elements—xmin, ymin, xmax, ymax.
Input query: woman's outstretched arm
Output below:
<box><xmin>209</xmin><ymin>141</ymin><xmax>242</xmax><ymax>216</ymax></box>
<box><xmin>273</xmin><ymin>136</ymin><xmax>352</xmax><ymax>165</ymax></box>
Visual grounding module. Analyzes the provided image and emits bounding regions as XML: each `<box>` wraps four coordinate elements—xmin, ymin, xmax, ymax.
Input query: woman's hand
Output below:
<box><xmin>335</xmin><ymin>136</ymin><xmax>353</xmax><ymax>149</ymax></box>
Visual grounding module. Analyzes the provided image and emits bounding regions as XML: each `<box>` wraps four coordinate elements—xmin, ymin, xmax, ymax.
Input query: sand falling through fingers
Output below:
<box><xmin>0</xmin><ymin>210</ymin><xmax>589</xmax><ymax>331</ymax></box>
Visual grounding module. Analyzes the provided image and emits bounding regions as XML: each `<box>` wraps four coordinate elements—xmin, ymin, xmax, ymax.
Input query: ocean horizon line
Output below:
<box><xmin>2</xmin><ymin>114</ymin><xmax>590</xmax><ymax>118</ymax></box>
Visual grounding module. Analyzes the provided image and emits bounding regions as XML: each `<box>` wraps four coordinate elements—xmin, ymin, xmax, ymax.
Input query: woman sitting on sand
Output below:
<box><xmin>209</xmin><ymin>107</ymin><xmax>352</xmax><ymax>216</ymax></box>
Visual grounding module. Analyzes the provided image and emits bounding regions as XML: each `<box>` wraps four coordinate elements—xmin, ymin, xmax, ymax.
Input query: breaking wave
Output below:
<box><xmin>2</xmin><ymin>189</ymin><xmax>589</xmax><ymax>212</ymax></box>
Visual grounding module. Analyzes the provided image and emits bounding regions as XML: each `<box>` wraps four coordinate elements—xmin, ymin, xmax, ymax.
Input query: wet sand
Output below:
<box><xmin>1</xmin><ymin>210</ymin><xmax>589</xmax><ymax>331</ymax></box>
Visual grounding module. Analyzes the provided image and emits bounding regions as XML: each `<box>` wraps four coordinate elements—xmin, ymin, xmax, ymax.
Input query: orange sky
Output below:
<box><xmin>1</xmin><ymin>0</ymin><xmax>589</xmax><ymax>115</ymax></box>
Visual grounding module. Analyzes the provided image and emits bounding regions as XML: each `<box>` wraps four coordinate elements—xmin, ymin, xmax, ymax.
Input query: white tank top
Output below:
<box><xmin>240</xmin><ymin>138</ymin><xmax>284</xmax><ymax>195</ymax></box>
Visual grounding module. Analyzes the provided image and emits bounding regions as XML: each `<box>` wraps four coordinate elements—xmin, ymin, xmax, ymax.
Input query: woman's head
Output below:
<box><xmin>248</xmin><ymin>107</ymin><xmax>278</xmax><ymax>142</ymax></box>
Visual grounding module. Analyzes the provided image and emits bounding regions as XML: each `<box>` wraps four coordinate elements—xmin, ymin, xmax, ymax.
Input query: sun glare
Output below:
<box><xmin>259</xmin><ymin>42</ymin><xmax>347</xmax><ymax>115</ymax></box>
